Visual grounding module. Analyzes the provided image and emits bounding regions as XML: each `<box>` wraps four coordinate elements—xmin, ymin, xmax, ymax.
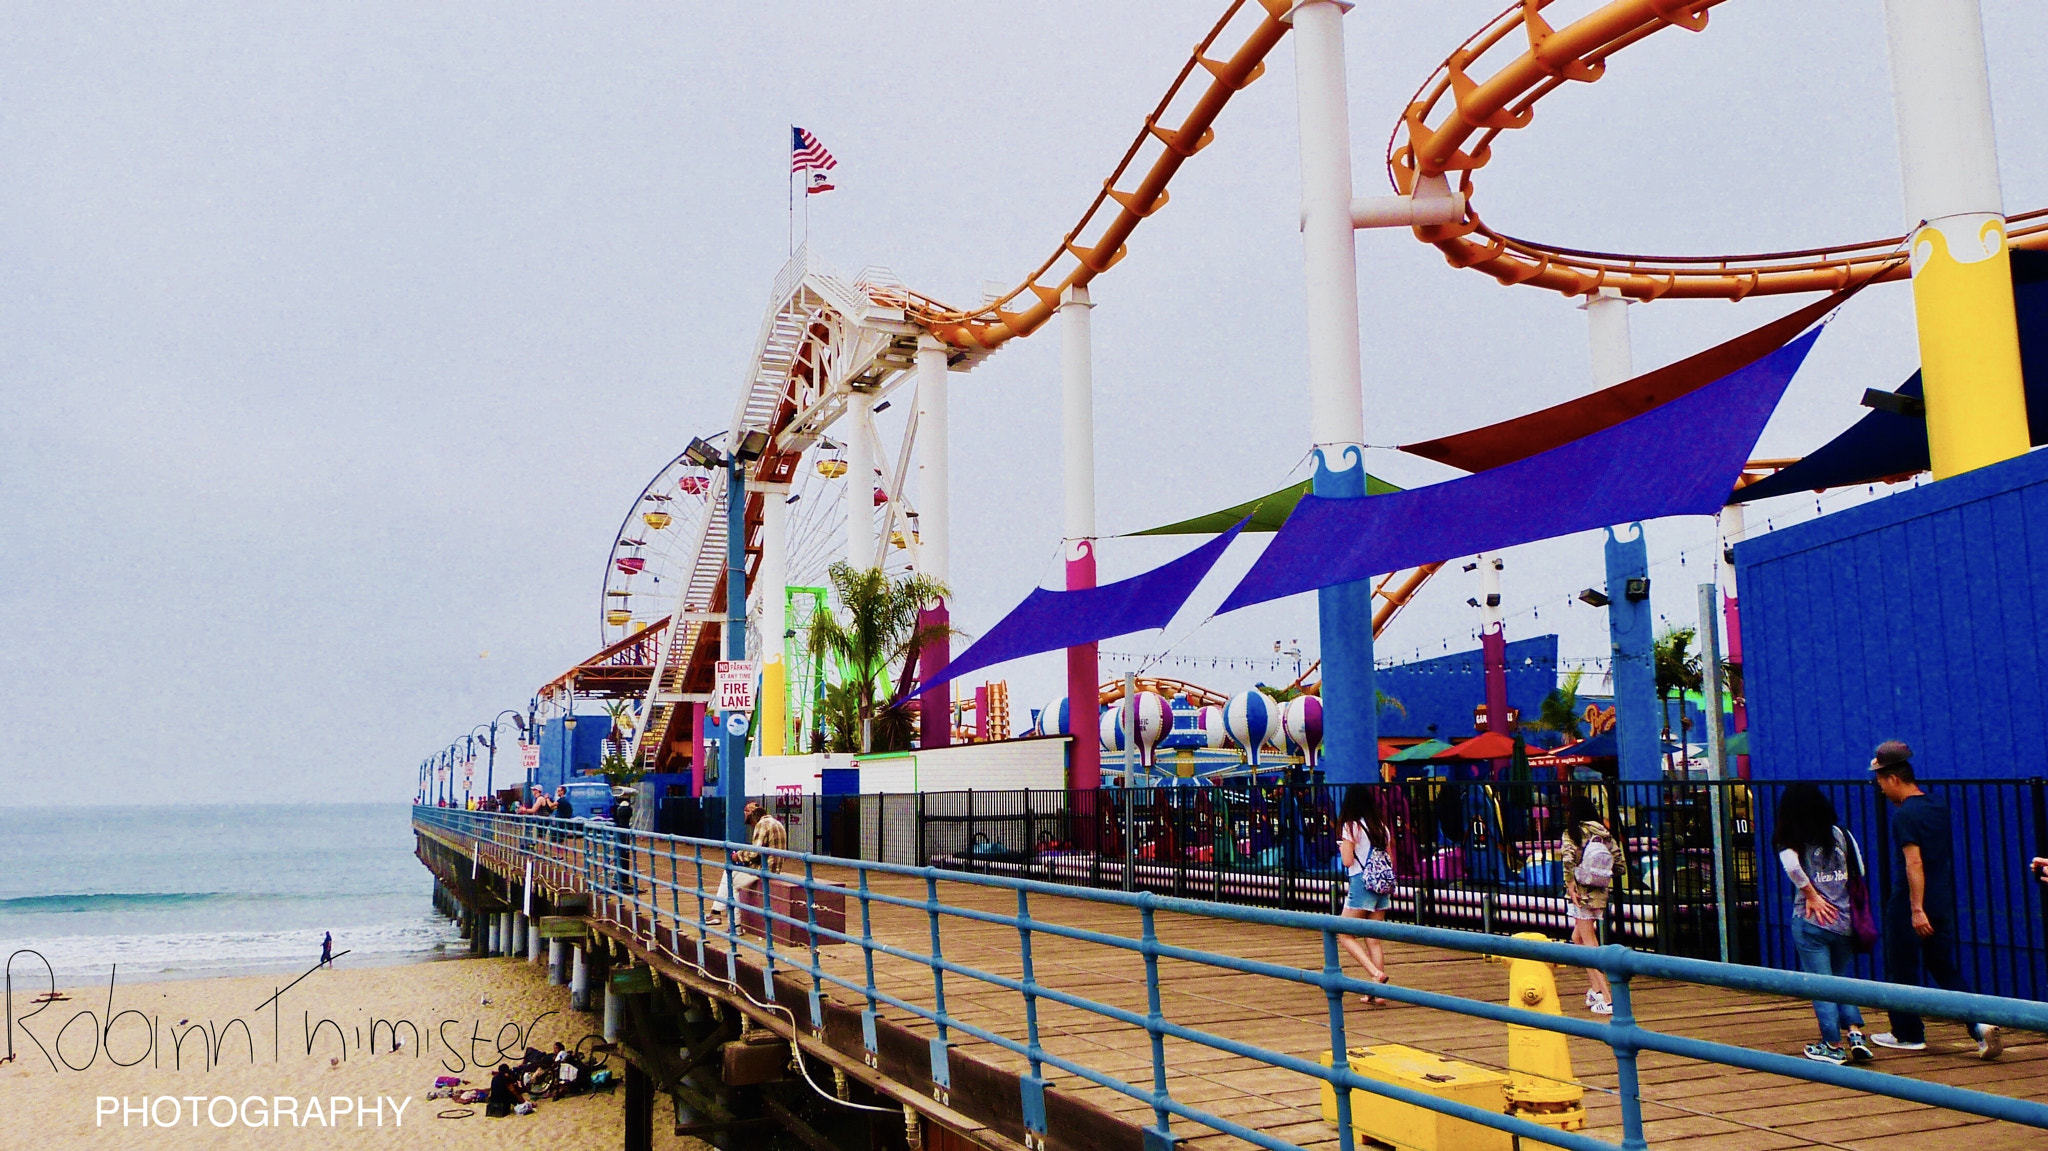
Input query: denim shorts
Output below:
<box><xmin>1345</xmin><ymin>872</ymin><xmax>1391</xmax><ymax>912</ymax></box>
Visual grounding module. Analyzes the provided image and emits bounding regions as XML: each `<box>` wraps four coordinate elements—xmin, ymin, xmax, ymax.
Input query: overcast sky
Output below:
<box><xmin>7</xmin><ymin>2</ymin><xmax>2047</xmax><ymax>805</ymax></box>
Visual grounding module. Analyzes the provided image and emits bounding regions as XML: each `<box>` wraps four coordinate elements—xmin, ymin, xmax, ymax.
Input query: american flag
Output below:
<box><xmin>791</xmin><ymin>126</ymin><xmax>836</xmax><ymax>194</ymax></box>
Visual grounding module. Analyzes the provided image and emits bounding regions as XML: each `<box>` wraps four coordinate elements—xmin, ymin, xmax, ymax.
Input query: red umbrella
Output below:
<box><xmin>1433</xmin><ymin>731</ymin><xmax>1519</xmax><ymax>760</ymax></box>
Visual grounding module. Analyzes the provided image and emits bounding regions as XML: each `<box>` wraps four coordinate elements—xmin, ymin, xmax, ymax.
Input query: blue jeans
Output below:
<box><xmin>1882</xmin><ymin>904</ymin><xmax>1982</xmax><ymax>1044</ymax></box>
<box><xmin>1791</xmin><ymin>918</ymin><xmax>1864</xmax><ymax>1043</ymax></box>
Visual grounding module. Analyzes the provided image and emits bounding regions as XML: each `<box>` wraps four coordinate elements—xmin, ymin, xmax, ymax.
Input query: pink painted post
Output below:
<box><xmin>917</xmin><ymin>603</ymin><xmax>951</xmax><ymax>749</ymax></box>
<box><xmin>1724</xmin><ymin>593</ymin><xmax>1748</xmax><ymax>780</ymax></box>
<box><xmin>1066</xmin><ymin>543</ymin><xmax>1101</xmax><ymax>790</ymax></box>
<box><xmin>689</xmin><ymin>701</ymin><xmax>707</xmax><ymax>797</ymax></box>
<box><xmin>1482</xmin><ymin>626</ymin><xmax>1510</xmax><ymax>778</ymax></box>
<box><xmin>974</xmin><ymin>685</ymin><xmax>990</xmax><ymax>742</ymax></box>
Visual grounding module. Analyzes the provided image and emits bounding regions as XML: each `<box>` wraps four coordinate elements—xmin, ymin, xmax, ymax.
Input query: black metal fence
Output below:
<box><xmin>650</xmin><ymin>778</ymin><xmax>2048</xmax><ymax>998</ymax></box>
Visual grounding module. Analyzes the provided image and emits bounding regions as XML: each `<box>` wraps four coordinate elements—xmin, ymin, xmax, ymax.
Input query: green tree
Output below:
<box><xmin>807</xmin><ymin>563</ymin><xmax>952</xmax><ymax>754</ymax></box>
<box><xmin>1654</xmin><ymin>625</ymin><xmax>1703</xmax><ymax>772</ymax></box>
<box><xmin>1528</xmin><ymin>668</ymin><xmax>1586</xmax><ymax>742</ymax></box>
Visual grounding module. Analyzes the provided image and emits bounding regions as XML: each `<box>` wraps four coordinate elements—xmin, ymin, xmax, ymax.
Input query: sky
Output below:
<box><xmin>6</xmin><ymin>1</ymin><xmax>2048</xmax><ymax>805</ymax></box>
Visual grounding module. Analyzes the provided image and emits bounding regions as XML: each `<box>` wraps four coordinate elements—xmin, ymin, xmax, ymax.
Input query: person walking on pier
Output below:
<box><xmin>1559</xmin><ymin>794</ymin><xmax>1621</xmax><ymax>1016</ymax></box>
<box><xmin>1335</xmin><ymin>785</ymin><xmax>1393</xmax><ymax>1003</ymax></box>
<box><xmin>707</xmin><ymin>802</ymin><xmax>788</xmax><ymax>928</ymax></box>
<box><xmin>1771</xmin><ymin>783</ymin><xmax>1872</xmax><ymax>1065</ymax></box>
<box><xmin>1866</xmin><ymin>742</ymin><xmax>2001</xmax><ymax>1060</ymax></box>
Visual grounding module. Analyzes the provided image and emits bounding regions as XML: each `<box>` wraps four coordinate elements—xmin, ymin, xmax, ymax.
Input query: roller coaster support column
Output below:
<box><xmin>846</xmin><ymin>389</ymin><xmax>877</xmax><ymax>570</ymax></box>
<box><xmin>1291</xmin><ymin>0</ymin><xmax>1376</xmax><ymax>785</ymax></box>
<box><xmin>1061</xmin><ymin>285</ymin><xmax>1101</xmax><ymax>792</ymax></box>
<box><xmin>1716</xmin><ymin>505</ymin><xmax>1748</xmax><ymax>778</ymax></box>
<box><xmin>916</xmin><ymin>337</ymin><xmax>952</xmax><ymax>750</ymax></box>
<box><xmin>754</xmin><ymin>480</ymin><xmax>791</xmax><ymax>757</ymax></box>
<box><xmin>1884</xmin><ymin>0</ymin><xmax>2029</xmax><ymax>480</ymax></box>
<box><xmin>1478</xmin><ymin>554</ymin><xmax>1508</xmax><ymax>778</ymax></box>
<box><xmin>722</xmin><ymin>456</ymin><xmax>749</xmax><ymax>847</ymax></box>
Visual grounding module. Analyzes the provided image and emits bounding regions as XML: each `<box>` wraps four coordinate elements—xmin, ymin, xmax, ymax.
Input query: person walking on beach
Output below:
<box><xmin>1334</xmin><ymin>785</ymin><xmax>1393</xmax><ymax>1004</ymax></box>
<box><xmin>1866</xmin><ymin>742</ymin><xmax>2001</xmax><ymax>1059</ymax></box>
<box><xmin>1558</xmin><ymin>794</ymin><xmax>1621</xmax><ymax>1016</ymax></box>
<box><xmin>1772</xmin><ymin>783</ymin><xmax>1872</xmax><ymax>1064</ymax></box>
<box><xmin>320</xmin><ymin>931</ymin><xmax>333</xmax><ymax>969</ymax></box>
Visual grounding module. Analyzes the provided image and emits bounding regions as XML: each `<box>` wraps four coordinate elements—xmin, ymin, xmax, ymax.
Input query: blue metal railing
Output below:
<box><xmin>414</xmin><ymin>806</ymin><xmax>2048</xmax><ymax>1151</ymax></box>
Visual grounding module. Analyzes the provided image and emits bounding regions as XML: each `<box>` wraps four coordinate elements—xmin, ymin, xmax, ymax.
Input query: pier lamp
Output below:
<box><xmin>476</xmin><ymin>710</ymin><xmax>526</xmax><ymax>806</ymax></box>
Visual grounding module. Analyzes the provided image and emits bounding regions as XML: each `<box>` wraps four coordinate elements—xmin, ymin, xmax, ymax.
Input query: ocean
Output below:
<box><xmin>0</xmin><ymin>804</ymin><xmax>463</xmax><ymax>984</ymax></box>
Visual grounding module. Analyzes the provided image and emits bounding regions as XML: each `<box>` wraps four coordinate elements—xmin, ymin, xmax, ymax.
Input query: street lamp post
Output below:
<box><xmin>685</xmin><ymin>428</ymin><xmax>769</xmax><ymax>848</ymax></box>
<box><xmin>476</xmin><ymin>710</ymin><xmax>527</xmax><ymax>804</ymax></box>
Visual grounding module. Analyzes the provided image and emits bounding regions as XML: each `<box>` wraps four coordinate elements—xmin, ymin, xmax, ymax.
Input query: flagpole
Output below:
<box><xmin>788</xmin><ymin>126</ymin><xmax>795</xmax><ymax>255</ymax></box>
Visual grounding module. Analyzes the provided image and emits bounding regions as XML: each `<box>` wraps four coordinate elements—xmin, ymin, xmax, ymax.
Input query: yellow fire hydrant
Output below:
<box><xmin>1493</xmin><ymin>931</ymin><xmax>1586</xmax><ymax>1135</ymax></box>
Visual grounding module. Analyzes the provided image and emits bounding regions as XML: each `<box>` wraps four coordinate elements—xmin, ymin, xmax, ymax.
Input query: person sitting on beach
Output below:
<box><xmin>485</xmin><ymin>1063</ymin><xmax>527</xmax><ymax>1118</ymax></box>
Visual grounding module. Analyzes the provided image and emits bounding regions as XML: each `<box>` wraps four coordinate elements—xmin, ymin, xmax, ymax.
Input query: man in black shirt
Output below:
<box><xmin>1867</xmin><ymin>741</ymin><xmax>1999</xmax><ymax>1059</ymax></box>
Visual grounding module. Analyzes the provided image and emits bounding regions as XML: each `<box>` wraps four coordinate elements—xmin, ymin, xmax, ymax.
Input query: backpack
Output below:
<box><xmin>1574</xmin><ymin>833</ymin><xmax>1615</xmax><ymax>889</ymax></box>
<box><xmin>1351</xmin><ymin>821</ymin><xmax>1396</xmax><ymax>895</ymax></box>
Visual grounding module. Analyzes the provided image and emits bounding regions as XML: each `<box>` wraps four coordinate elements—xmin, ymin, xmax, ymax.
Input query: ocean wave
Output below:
<box><xmin>0</xmin><ymin>891</ymin><xmax>256</xmax><ymax>914</ymax></box>
<box><xmin>4</xmin><ymin>916</ymin><xmax>468</xmax><ymax>983</ymax></box>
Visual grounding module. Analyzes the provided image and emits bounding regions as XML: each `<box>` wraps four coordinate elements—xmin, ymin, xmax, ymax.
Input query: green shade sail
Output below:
<box><xmin>1126</xmin><ymin>475</ymin><xmax>1402</xmax><ymax>537</ymax></box>
<box><xmin>1386</xmin><ymin>739</ymin><xmax>1452</xmax><ymax>762</ymax></box>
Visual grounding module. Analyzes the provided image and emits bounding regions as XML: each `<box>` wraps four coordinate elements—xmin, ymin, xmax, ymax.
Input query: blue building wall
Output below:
<box><xmin>1736</xmin><ymin>448</ymin><xmax>2048</xmax><ymax>782</ymax></box>
<box><xmin>1374</xmin><ymin>634</ymin><xmax>1560</xmax><ymax>740</ymax></box>
<box><xmin>536</xmin><ymin>715</ymin><xmax>613</xmax><ymax>793</ymax></box>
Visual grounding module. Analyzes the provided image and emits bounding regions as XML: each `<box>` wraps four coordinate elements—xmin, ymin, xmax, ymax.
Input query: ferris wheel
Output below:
<box><xmin>599</xmin><ymin>437</ymin><xmax>917</xmax><ymax>650</ymax></box>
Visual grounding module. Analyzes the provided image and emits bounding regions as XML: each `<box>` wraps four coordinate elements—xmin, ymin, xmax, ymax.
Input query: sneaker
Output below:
<box><xmin>1869</xmin><ymin>1032</ymin><xmax>1926</xmax><ymax>1051</ymax></box>
<box><xmin>1976</xmin><ymin>1025</ymin><xmax>2003</xmax><ymax>1061</ymax></box>
<box><xmin>1584</xmin><ymin>988</ymin><xmax>1597</xmax><ymax>1008</ymax></box>
<box><xmin>1588</xmin><ymin>992</ymin><xmax>1613</xmax><ymax>1016</ymax></box>
<box><xmin>1804</xmin><ymin>1042</ymin><xmax>1848</xmax><ymax>1065</ymax></box>
<box><xmin>1846</xmin><ymin>1031</ymin><xmax>1875</xmax><ymax>1063</ymax></box>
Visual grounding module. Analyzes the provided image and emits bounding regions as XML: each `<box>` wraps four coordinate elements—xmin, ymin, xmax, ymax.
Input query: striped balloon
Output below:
<box><xmin>1199</xmin><ymin>705</ymin><xmax>1229</xmax><ymax>749</ymax></box>
<box><xmin>1129</xmin><ymin>691</ymin><xmax>1171</xmax><ymax>768</ymax></box>
<box><xmin>1036</xmin><ymin>696</ymin><xmax>1070</xmax><ymax>737</ymax></box>
<box><xmin>1282</xmin><ymin>695</ymin><xmax>1325</xmax><ymax>767</ymax></box>
<box><xmin>1099</xmin><ymin>705</ymin><xmax>1125</xmax><ymax>753</ymax></box>
<box><xmin>1223</xmin><ymin>690</ymin><xmax>1279</xmax><ymax>766</ymax></box>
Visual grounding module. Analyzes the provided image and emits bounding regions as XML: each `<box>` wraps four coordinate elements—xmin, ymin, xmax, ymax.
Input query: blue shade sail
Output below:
<box><xmin>1217</xmin><ymin>329</ymin><xmax>1824</xmax><ymax>614</ymax></box>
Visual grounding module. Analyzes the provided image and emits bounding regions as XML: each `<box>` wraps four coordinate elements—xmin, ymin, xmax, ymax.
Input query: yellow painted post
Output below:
<box><xmin>758</xmin><ymin>654</ymin><xmax>787</xmax><ymax>757</ymax></box>
<box><xmin>1495</xmin><ymin>932</ymin><xmax>1585</xmax><ymax>1139</ymax></box>
<box><xmin>1884</xmin><ymin>0</ymin><xmax>2031</xmax><ymax>479</ymax></box>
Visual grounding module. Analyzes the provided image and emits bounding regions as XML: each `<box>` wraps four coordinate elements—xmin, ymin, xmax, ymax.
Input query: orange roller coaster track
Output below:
<box><xmin>1389</xmin><ymin>0</ymin><xmax>2048</xmax><ymax>300</ymax></box>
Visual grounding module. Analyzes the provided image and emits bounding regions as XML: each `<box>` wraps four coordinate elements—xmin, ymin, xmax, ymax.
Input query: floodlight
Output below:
<box><xmin>733</xmin><ymin>428</ymin><xmax>771</xmax><ymax>461</ymax></box>
<box><xmin>1624</xmin><ymin>577</ymin><xmax>1650</xmax><ymax>602</ymax></box>
<box><xmin>683</xmin><ymin>437</ymin><xmax>723</xmax><ymax>469</ymax></box>
<box><xmin>1578</xmin><ymin>588</ymin><xmax>1610</xmax><ymax>608</ymax></box>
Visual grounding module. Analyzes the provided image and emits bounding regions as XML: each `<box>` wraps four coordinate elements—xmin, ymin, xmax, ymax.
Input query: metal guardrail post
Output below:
<box><xmin>1321</xmin><ymin>929</ymin><xmax>1356</xmax><ymax>1151</ymax></box>
<box><xmin>857</xmin><ymin>868</ymin><xmax>881</xmax><ymax>1067</ymax></box>
<box><xmin>803</xmin><ymin>857</ymin><xmax>825</xmax><ymax>1033</ymax></box>
<box><xmin>1017</xmin><ymin>886</ymin><xmax>1050</xmax><ymax>1148</ymax></box>
<box><xmin>925</xmin><ymin>870</ymin><xmax>953</xmax><ymax>1104</ymax></box>
<box><xmin>1607</xmin><ymin>973</ymin><xmax>1649</xmax><ymax>1151</ymax></box>
<box><xmin>757</xmin><ymin>851</ymin><xmax>778</xmax><ymax>1000</ymax></box>
<box><xmin>1138</xmin><ymin>902</ymin><xmax>1175</xmax><ymax>1148</ymax></box>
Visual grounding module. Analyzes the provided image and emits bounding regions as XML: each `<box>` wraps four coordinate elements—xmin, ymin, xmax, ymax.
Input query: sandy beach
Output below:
<box><xmin>3</xmin><ymin>953</ymin><xmax>706</xmax><ymax>1149</ymax></box>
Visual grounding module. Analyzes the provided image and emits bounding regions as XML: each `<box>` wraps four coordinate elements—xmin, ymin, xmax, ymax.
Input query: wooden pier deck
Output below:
<box><xmin>709</xmin><ymin>866</ymin><xmax>2047</xmax><ymax>1151</ymax></box>
<box><xmin>417</xmin><ymin>818</ymin><xmax>2047</xmax><ymax>1151</ymax></box>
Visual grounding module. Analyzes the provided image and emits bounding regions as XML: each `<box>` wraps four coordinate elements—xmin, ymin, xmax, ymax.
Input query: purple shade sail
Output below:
<box><xmin>913</xmin><ymin>520</ymin><xmax>1247</xmax><ymax>696</ymax></box>
<box><xmin>1218</xmin><ymin>328</ymin><xmax>1823</xmax><ymax>615</ymax></box>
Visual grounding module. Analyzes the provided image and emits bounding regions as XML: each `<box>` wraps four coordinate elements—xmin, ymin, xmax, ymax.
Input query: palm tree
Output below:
<box><xmin>1653</xmin><ymin>625</ymin><xmax>1702</xmax><ymax>773</ymax></box>
<box><xmin>1527</xmin><ymin>668</ymin><xmax>1586</xmax><ymax>744</ymax></box>
<box><xmin>807</xmin><ymin>562</ymin><xmax>952</xmax><ymax>753</ymax></box>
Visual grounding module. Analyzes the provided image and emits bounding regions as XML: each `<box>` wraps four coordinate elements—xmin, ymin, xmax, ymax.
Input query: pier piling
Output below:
<box><xmin>548</xmin><ymin>938</ymin><xmax>566</xmax><ymax>985</ymax></box>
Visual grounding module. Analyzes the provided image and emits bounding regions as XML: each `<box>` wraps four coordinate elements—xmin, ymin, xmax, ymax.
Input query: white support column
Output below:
<box><xmin>916</xmin><ymin>339</ymin><xmax>951</xmax><ymax>585</ymax></box>
<box><xmin>1882</xmin><ymin>0</ymin><xmax>2029</xmax><ymax>477</ymax></box>
<box><xmin>548</xmin><ymin>938</ymin><xmax>567</xmax><ymax>985</ymax></box>
<box><xmin>1060</xmin><ymin>285</ymin><xmax>1101</xmax><ymax>790</ymax></box>
<box><xmin>1291</xmin><ymin>0</ymin><xmax>1376</xmax><ymax>785</ymax></box>
<box><xmin>512</xmin><ymin>911</ymin><xmax>527</xmax><ymax>957</ymax></box>
<box><xmin>526</xmin><ymin>916</ymin><xmax>542</xmax><ymax>963</ymax></box>
<box><xmin>1059</xmin><ymin>287</ymin><xmax>1096</xmax><ymax>547</ymax></box>
<box><xmin>1583</xmin><ymin>288</ymin><xmax>1635</xmax><ymax>387</ymax></box>
<box><xmin>755</xmin><ymin>480</ymin><xmax>791</xmax><ymax>756</ymax></box>
<box><xmin>845</xmin><ymin>389</ymin><xmax>876</xmax><ymax>569</ymax></box>
<box><xmin>570</xmin><ymin>945</ymin><xmax>589</xmax><ymax>1010</ymax></box>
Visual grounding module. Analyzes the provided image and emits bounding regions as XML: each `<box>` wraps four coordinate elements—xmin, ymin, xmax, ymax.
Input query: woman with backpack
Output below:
<box><xmin>1773</xmin><ymin>782</ymin><xmax>1875</xmax><ymax>1065</ymax></box>
<box><xmin>1336</xmin><ymin>784</ymin><xmax>1395</xmax><ymax>1003</ymax></box>
<box><xmin>1558</xmin><ymin>794</ymin><xmax>1621</xmax><ymax>1015</ymax></box>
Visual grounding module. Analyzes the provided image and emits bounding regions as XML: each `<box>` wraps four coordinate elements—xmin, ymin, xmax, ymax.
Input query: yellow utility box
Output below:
<box><xmin>1317</xmin><ymin>1044</ymin><xmax>1512</xmax><ymax>1151</ymax></box>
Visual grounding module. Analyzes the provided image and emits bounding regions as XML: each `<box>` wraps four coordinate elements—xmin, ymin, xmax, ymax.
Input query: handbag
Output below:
<box><xmin>1841</xmin><ymin>827</ymin><xmax>1879</xmax><ymax>954</ymax></box>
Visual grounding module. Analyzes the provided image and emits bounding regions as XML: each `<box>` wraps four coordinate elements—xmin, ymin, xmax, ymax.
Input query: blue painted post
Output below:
<box><xmin>857</xmin><ymin>869</ymin><xmax>880</xmax><ymax>1066</ymax></box>
<box><xmin>925</xmin><ymin>871</ymin><xmax>953</xmax><ymax>1104</ymax></box>
<box><xmin>1316</xmin><ymin>450</ymin><xmax>1378</xmax><ymax>784</ymax></box>
<box><xmin>1606</xmin><ymin>524</ymin><xmax>1660</xmax><ymax>782</ymax></box>
<box><xmin>1321</xmin><ymin>930</ymin><xmax>1357</xmax><ymax>1151</ymax></box>
<box><xmin>723</xmin><ymin>457</ymin><xmax>750</xmax><ymax>848</ymax></box>
<box><xmin>1016</xmin><ymin>888</ymin><xmax>1050</xmax><ymax>1146</ymax></box>
<box><xmin>1138</xmin><ymin>904</ymin><xmax>1175</xmax><ymax>1148</ymax></box>
<box><xmin>1607</xmin><ymin>974</ymin><xmax>1650</xmax><ymax>1151</ymax></box>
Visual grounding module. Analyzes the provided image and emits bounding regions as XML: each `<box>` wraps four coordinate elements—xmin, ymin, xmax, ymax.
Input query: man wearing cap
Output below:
<box><xmin>1866</xmin><ymin>741</ymin><xmax>1999</xmax><ymax>1059</ymax></box>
